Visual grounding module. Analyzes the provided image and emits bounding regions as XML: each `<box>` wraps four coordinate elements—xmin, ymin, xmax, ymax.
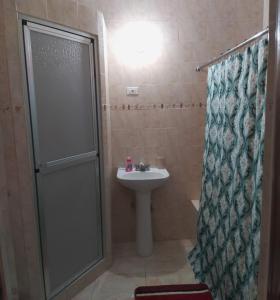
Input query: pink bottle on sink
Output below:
<box><xmin>125</xmin><ymin>156</ymin><xmax>133</xmax><ymax>172</ymax></box>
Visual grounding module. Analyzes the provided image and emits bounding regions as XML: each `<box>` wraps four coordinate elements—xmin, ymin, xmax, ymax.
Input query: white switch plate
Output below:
<box><xmin>126</xmin><ymin>87</ymin><xmax>139</xmax><ymax>96</ymax></box>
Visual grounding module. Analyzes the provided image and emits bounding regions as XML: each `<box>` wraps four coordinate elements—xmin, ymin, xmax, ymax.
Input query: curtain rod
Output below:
<box><xmin>196</xmin><ymin>27</ymin><xmax>269</xmax><ymax>72</ymax></box>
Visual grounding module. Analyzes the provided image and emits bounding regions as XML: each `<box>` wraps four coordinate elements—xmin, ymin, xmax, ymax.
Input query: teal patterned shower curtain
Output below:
<box><xmin>189</xmin><ymin>38</ymin><xmax>268</xmax><ymax>299</ymax></box>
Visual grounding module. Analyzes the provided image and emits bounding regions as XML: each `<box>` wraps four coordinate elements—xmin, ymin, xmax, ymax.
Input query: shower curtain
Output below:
<box><xmin>189</xmin><ymin>38</ymin><xmax>268</xmax><ymax>300</ymax></box>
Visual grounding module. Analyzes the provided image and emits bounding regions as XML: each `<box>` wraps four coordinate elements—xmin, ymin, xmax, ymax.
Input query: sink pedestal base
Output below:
<box><xmin>136</xmin><ymin>191</ymin><xmax>153</xmax><ymax>257</ymax></box>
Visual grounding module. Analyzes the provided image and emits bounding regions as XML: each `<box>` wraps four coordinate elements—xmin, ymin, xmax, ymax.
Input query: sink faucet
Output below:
<box><xmin>135</xmin><ymin>161</ymin><xmax>150</xmax><ymax>172</ymax></box>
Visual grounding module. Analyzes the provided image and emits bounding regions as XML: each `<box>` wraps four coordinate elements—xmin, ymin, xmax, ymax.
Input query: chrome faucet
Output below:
<box><xmin>135</xmin><ymin>161</ymin><xmax>150</xmax><ymax>172</ymax></box>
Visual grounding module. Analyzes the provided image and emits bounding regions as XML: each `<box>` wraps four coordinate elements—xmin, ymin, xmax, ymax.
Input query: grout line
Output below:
<box><xmin>144</xmin><ymin>271</ymin><xmax>147</xmax><ymax>286</ymax></box>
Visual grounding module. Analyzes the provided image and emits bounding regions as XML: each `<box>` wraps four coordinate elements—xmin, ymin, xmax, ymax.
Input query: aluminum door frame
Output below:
<box><xmin>18</xmin><ymin>15</ymin><xmax>109</xmax><ymax>300</ymax></box>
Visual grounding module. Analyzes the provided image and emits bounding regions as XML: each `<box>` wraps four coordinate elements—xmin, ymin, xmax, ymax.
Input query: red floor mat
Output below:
<box><xmin>135</xmin><ymin>284</ymin><xmax>213</xmax><ymax>300</ymax></box>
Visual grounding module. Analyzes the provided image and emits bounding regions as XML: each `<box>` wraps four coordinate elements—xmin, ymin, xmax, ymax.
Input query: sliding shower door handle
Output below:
<box><xmin>37</xmin><ymin>151</ymin><xmax>98</xmax><ymax>174</ymax></box>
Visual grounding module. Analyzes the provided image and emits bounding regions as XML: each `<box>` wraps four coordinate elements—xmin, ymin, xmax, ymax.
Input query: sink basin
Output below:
<box><xmin>117</xmin><ymin>168</ymin><xmax>169</xmax><ymax>192</ymax></box>
<box><xmin>117</xmin><ymin>167</ymin><xmax>170</xmax><ymax>257</ymax></box>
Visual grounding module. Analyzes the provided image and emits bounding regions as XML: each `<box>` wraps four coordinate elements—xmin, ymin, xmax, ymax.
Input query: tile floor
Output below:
<box><xmin>73</xmin><ymin>240</ymin><xmax>197</xmax><ymax>300</ymax></box>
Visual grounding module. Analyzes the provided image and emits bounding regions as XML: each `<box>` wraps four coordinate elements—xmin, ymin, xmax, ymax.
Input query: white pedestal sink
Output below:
<box><xmin>117</xmin><ymin>168</ymin><xmax>170</xmax><ymax>256</ymax></box>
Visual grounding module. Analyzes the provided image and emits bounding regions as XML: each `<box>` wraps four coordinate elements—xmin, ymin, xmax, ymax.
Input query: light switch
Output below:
<box><xmin>126</xmin><ymin>87</ymin><xmax>139</xmax><ymax>96</ymax></box>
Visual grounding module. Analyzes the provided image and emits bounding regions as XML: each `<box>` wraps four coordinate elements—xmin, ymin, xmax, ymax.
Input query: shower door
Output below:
<box><xmin>23</xmin><ymin>22</ymin><xmax>103</xmax><ymax>299</ymax></box>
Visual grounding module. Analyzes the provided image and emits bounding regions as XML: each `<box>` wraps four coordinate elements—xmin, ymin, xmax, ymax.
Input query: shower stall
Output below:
<box><xmin>22</xmin><ymin>19</ymin><xmax>105</xmax><ymax>299</ymax></box>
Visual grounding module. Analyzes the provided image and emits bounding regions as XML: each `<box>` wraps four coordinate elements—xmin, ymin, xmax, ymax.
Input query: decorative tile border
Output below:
<box><xmin>0</xmin><ymin>105</ymin><xmax>23</xmax><ymax>112</ymax></box>
<box><xmin>103</xmin><ymin>102</ymin><xmax>206</xmax><ymax>111</ymax></box>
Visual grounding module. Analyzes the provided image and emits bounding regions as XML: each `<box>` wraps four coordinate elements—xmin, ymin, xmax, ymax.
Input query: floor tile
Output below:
<box><xmin>113</xmin><ymin>242</ymin><xmax>137</xmax><ymax>258</ymax></box>
<box><xmin>73</xmin><ymin>240</ymin><xmax>196</xmax><ymax>300</ymax></box>
<box><xmin>92</xmin><ymin>271</ymin><xmax>145</xmax><ymax>300</ymax></box>
<box><xmin>110</xmin><ymin>257</ymin><xmax>146</xmax><ymax>275</ymax></box>
<box><xmin>145</xmin><ymin>265</ymin><xmax>197</xmax><ymax>286</ymax></box>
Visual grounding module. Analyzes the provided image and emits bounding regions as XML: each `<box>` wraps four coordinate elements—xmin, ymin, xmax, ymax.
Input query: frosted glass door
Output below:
<box><xmin>23</xmin><ymin>22</ymin><xmax>102</xmax><ymax>299</ymax></box>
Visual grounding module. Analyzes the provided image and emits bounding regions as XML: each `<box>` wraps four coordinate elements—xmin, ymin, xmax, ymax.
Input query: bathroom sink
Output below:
<box><xmin>117</xmin><ymin>168</ymin><xmax>169</xmax><ymax>192</ymax></box>
<box><xmin>117</xmin><ymin>167</ymin><xmax>170</xmax><ymax>257</ymax></box>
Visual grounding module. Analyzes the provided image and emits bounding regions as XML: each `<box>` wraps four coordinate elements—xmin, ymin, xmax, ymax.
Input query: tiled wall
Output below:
<box><xmin>263</xmin><ymin>0</ymin><xmax>269</xmax><ymax>26</ymax></box>
<box><xmin>0</xmin><ymin>2</ymin><xmax>21</xmax><ymax>298</ymax></box>
<box><xmin>0</xmin><ymin>0</ymin><xmax>46</xmax><ymax>298</ymax></box>
<box><xmin>100</xmin><ymin>0</ymin><xmax>264</xmax><ymax>242</ymax></box>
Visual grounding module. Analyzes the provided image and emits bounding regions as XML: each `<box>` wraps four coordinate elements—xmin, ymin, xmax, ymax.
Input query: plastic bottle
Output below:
<box><xmin>125</xmin><ymin>156</ymin><xmax>133</xmax><ymax>172</ymax></box>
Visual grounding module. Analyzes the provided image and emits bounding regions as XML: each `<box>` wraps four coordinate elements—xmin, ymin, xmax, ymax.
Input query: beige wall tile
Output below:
<box><xmin>112</xmin><ymin>129</ymin><xmax>140</xmax><ymax>148</ymax></box>
<box><xmin>77</xmin><ymin>0</ymin><xmax>98</xmax><ymax>33</ymax></box>
<box><xmin>236</xmin><ymin>0</ymin><xmax>264</xmax><ymax>23</ymax></box>
<box><xmin>16</xmin><ymin>0</ymin><xmax>47</xmax><ymax>18</ymax></box>
<box><xmin>263</xmin><ymin>0</ymin><xmax>269</xmax><ymax>27</ymax></box>
<box><xmin>47</xmin><ymin>0</ymin><xmax>78</xmax><ymax>28</ymax></box>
